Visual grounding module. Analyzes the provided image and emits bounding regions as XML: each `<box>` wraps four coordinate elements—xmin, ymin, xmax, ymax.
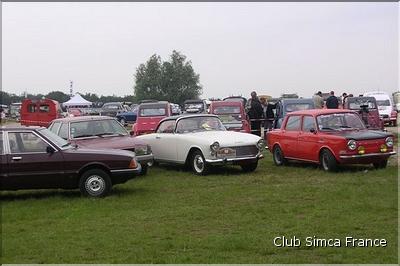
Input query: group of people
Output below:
<box><xmin>312</xmin><ymin>91</ymin><xmax>353</xmax><ymax>109</ymax></box>
<box><xmin>245</xmin><ymin>91</ymin><xmax>276</xmax><ymax>136</ymax></box>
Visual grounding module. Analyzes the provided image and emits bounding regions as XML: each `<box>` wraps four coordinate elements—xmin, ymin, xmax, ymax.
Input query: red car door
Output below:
<box><xmin>280</xmin><ymin>115</ymin><xmax>301</xmax><ymax>158</ymax></box>
<box><xmin>4</xmin><ymin>131</ymin><xmax>65</xmax><ymax>190</ymax></box>
<box><xmin>297</xmin><ymin>115</ymin><xmax>320</xmax><ymax>162</ymax></box>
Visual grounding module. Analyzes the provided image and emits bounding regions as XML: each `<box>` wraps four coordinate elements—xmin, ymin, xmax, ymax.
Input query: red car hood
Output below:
<box><xmin>71</xmin><ymin>135</ymin><xmax>147</xmax><ymax>150</ymax></box>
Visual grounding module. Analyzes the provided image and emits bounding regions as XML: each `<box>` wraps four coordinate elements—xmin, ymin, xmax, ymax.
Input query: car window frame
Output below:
<box><xmin>301</xmin><ymin>115</ymin><xmax>316</xmax><ymax>133</ymax></box>
<box><xmin>156</xmin><ymin>120</ymin><xmax>176</xmax><ymax>134</ymax></box>
<box><xmin>6</xmin><ymin>130</ymin><xmax>58</xmax><ymax>155</ymax></box>
<box><xmin>284</xmin><ymin>115</ymin><xmax>302</xmax><ymax>131</ymax></box>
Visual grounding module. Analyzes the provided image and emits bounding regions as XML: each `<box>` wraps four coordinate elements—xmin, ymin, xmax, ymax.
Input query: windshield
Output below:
<box><xmin>176</xmin><ymin>116</ymin><xmax>226</xmax><ymax>133</ymax></box>
<box><xmin>139</xmin><ymin>107</ymin><xmax>166</xmax><ymax>117</ymax></box>
<box><xmin>348</xmin><ymin>99</ymin><xmax>377</xmax><ymax>110</ymax></box>
<box><xmin>38</xmin><ymin>128</ymin><xmax>72</xmax><ymax>149</ymax></box>
<box><xmin>285</xmin><ymin>103</ymin><xmax>313</xmax><ymax>112</ymax></box>
<box><xmin>70</xmin><ymin>119</ymin><xmax>128</xmax><ymax>139</ymax></box>
<box><xmin>317</xmin><ymin>113</ymin><xmax>366</xmax><ymax>131</ymax></box>
<box><xmin>376</xmin><ymin>100</ymin><xmax>391</xmax><ymax>106</ymax></box>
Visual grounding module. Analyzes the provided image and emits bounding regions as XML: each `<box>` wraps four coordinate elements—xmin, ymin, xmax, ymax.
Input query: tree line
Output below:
<box><xmin>1</xmin><ymin>50</ymin><xmax>203</xmax><ymax>106</ymax></box>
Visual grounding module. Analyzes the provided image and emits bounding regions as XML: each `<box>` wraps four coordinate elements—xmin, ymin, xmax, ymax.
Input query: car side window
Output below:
<box><xmin>49</xmin><ymin>122</ymin><xmax>61</xmax><ymax>134</ymax></box>
<box><xmin>59</xmin><ymin>123</ymin><xmax>69</xmax><ymax>140</ymax></box>
<box><xmin>157</xmin><ymin>120</ymin><xmax>176</xmax><ymax>133</ymax></box>
<box><xmin>8</xmin><ymin>132</ymin><xmax>48</xmax><ymax>153</ymax></box>
<box><xmin>302</xmin><ymin>116</ymin><xmax>315</xmax><ymax>132</ymax></box>
<box><xmin>285</xmin><ymin>116</ymin><xmax>301</xmax><ymax>131</ymax></box>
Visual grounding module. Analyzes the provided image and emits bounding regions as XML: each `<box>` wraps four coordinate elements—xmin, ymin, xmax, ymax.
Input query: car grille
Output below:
<box><xmin>226</xmin><ymin>145</ymin><xmax>259</xmax><ymax>157</ymax></box>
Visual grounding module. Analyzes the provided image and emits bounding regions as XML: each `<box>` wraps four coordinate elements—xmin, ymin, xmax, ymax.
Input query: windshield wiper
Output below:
<box><xmin>74</xmin><ymin>134</ymin><xmax>95</xmax><ymax>138</ymax></box>
<box><xmin>95</xmin><ymin>132</ymin><xmax>123</xmax><ymax>137</ymax></box>
<box><xmin>320</xmin><ymin>127</ymin><xmax>337</xmax><ymax>131</ymax></box>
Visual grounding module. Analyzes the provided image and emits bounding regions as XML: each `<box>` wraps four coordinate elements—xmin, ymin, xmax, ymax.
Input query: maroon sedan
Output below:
<box><xmin>48</xmin><ymin>116</ymin><xmax>153</xmax><ymax>175</ymax></box>
<box><xmin>267</xmin><ymin>109</ymin><xmax>396</xmax><ymax>171</ymax></box>
<box><xmin>0</xmin><ymin>127</ymin><xmax>141</xmax><ymax>197</ymax></box>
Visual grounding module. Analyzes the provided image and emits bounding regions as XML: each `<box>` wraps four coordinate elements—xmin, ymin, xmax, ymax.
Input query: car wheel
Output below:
<box><xmin>79</xmin><ymin>169</ymin><xmax>112</xmax><ymax>197</ymax></box>
<box><xmin>120</xmin><ymin>118</ymin><xmax>126</xmax><ymax>125</ymax></box>
<box><xmin>320</xmin><ymin>149</ymin><xmax>338</xmax><ymax>172</ymax></box>
<box><xmin>241</xmin><ymin>161</ymin><xmax>258</xmax><ymax>172</ymax></box>
<box><xmin>373</xmin><ymin>159</ymin><xmax>388</xmax><ymax>169</ymax></box>
<box><xmin>140</xmin><ymin>164</ymin><xmax>148</xmax><ymax>175</ymax></box>
<box><xmin>191</xmin><ymin>150</ymin><xmax>209</xmax><ymax>175</ymax></box>
<box><xmin>273</xmin><ymin>145</ymin><xmax>287</xmax><ymax>166</ymax></box>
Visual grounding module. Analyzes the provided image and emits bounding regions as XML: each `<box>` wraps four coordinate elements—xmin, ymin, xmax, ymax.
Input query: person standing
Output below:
<box><xmin>326</xmin><ymin>91</ymin><xmax>339</xmax><ymax>109</ymax></box>
<box><xmin>312</xmin><ymin>91</ymin><xmax>324</xmax><ymax>109</ymax></box>
<box><xmin>246</xmin><ymin>91</ymin><xmax>263</xmax><ymax>136</ymax></box>
<box><xmin>341</xmin><ymin>92</ymin><xmax>348</xmax><ymax>107</ymax></box>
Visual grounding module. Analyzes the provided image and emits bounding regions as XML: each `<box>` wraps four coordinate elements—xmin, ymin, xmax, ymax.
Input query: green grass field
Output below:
<box><xmin>1</xmin><ymin>152</ymin><xmax>398</xmax><ymax>264</ymax></box>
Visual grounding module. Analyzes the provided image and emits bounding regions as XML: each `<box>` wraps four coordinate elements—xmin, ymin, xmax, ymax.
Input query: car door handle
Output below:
<box><xmin>12</xmin><ymin>156</ymin><xmax>22</xmax><ymax>161</ymax></box>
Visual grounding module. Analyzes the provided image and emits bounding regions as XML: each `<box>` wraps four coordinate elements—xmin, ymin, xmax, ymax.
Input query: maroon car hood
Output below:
<box><xmin>71</xmin><ymin>135</ymin><xmax>146</xmax><ymax>150</ymax></box>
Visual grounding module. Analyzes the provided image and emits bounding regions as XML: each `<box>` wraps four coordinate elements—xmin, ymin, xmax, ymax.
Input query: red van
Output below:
<box><xmin>20</xmin><ymin>98</ymin><xmax>63</xmax><ymax>127</ymax></box>
<box><xmin>132</xmin><ymin>101</ymin><xmax>172</xmax><ymax>136</ymax></box>
<box><xmin>209</xmin><ymin>101</ymin><xmax>251</xmax><ymax>133</ymax></box>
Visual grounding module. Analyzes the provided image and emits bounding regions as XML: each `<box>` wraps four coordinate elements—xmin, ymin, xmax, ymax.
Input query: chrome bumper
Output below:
<box><xmin>339</xmin><ymin>151</ymin><xmax>396</xmax><ymax>159</ymax></box>
<box><xmin>205</xmin><ymin>153</ymin><xmax>264</xmax><ymax>164</ymax></box>
<box><xmin>136</xmin><ymin>154</ymin><xmax>154</xmax><ymax>165</ymax></box>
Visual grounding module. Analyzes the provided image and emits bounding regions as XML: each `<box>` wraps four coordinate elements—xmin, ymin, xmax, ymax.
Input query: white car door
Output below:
<box><xmin>152</xmin><ymin>120</ymin><xmax>177</xmax><ymax>161</ymax></box>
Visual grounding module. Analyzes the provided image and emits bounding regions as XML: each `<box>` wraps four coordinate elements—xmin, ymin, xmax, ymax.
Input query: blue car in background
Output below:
<box><xmin>116</xmin><ymin>105</ymin><xmax>138</xmax><ymax>125</ymax></box>
<box><xmin>273</xmin><ymin>98</ymin><xmax>315</xmax><ymax>129</ymax></box>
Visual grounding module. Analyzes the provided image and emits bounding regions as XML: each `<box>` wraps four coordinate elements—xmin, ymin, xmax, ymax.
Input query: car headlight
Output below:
<box><xmin>347</xmin><ymin>139</ymin><xmax>357</xmax><ymax>150</ymax></box>
<box><xmin>135</xmin><ymin>144</ymin><xmax>149</xmax><ymax>155</ymax></box>
<box><xmin>210</xmin><ymin>141</ymin><xmax>220</xmax><ymax>152</ymax></box>
<box><xmin>257</xmin><ymin>139</ymin><xmax>266</xmax><ymax>151</ymax></box>
<box><xmin>385</xmin><ymin>137</ymin><xmax>394</xmax><ymax>147</ymax></box>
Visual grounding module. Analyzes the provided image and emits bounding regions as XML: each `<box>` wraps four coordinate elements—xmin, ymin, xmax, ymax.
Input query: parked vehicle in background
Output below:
<box><xmin>133</xmin><ymin>101</ymin><xmax>172</xmax><ymax>136</ymax></box>
<box><xmin>267</xmin><ymin>109</ymin><xmax>395</xmax><ymax>171</ymax></box>
<box><xmin>392</xmin><ymin>91</ymin><xmax>400</xmax><ymax>112</ymax></box>
<box><xmin>0</xmin><ymin>105</ymin><xmax>9</xmax><ymax>117</ymax></box>
<box><xmin>10</xmin><ymin>102</ymin><xmax>22</xmax><ymax>120</ymax></box>
<box><xmin>116</xmin><ymin>105</ymin><xmax>138</xmax><ymax>125</ymax></box>
<box><xmin>67</xmin><ymin>108</ymin><xmax>83</xmax><ymax>117</ymax></box>
<box><xmin>49</xmin><ymin>116</ymin><xmax>153</xmax><ymax>175</ymax></box>
<box><xmin>343</xmin><ymin>97</ymin><xmax>384</xmax><ymax>130</ymax></box>
<box><xmin>136</xmin><ymin>114</ymin><xmax>265</xmax><ymax>175</ymax></box>
<box><xmin>273</xmin><ymin>98</ymin><xmax>315</xmax><ymax>129</ymax></box>
<box><xmin>100</xmin><ymin>102</ymin><xmax>128</xmax><ymax>117</ymax></box>
<box><xmin>209</xmin><ymin>101</ymin><xmax>251</xmax><ymax>133</ymax></box>
<box><xmin>0</xmin><ymin>127</ymin><xmax>141</xmax><ymax>197</ymax></box>
<box><xmin>223</xmin><ymin>96</ymin><xmax>247</xmax><ymax>108</ymax></box>
<box><xmin>363</xmin><ymin>91</ymin><xmax>397</xmax><ymax>126</ymax></box>
<box><xmin>183</xmin><ymin>99</ymin><xmax>207</xmax><ymax>114</ymax></box>
<box><xmin>20</xmin><ymin>98</ymin><xmax>63</xmax><ymax>127</ymax></box>
<box><xmin>281</xmin><ymin>93</ymin><xmax>299</xmax><ymax>99</ymax></box>
<box><xmin>171</xmin><ymin>103</ymin><xmax>182</xmax><ymax>115</ymax></box>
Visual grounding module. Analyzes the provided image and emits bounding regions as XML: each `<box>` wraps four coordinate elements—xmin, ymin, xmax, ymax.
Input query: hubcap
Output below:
<box><xmin>322</xmin><ymin>154</ymin><xmax>329</xmax><ymax>170</ymax></box>
<box><xmin>85</xmin><ymin>175</ymin><xmax>105</xmax><ymax>195</ymax></box>
<box><xmin>194</xmin><ymin>155</ymin><xmax>204</xmax><ymax>173</ymax></box>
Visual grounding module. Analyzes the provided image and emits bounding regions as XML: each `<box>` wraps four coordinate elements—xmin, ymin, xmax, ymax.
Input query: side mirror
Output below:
<box><xmin>46</xmin><ymin>146</ymin><xmax>55</xmax><ymax>154</ymax></box>
<box><xmin>309</xmin><ymin>128</ymin><xmax>317</xmax><ymax>134</ymax></box>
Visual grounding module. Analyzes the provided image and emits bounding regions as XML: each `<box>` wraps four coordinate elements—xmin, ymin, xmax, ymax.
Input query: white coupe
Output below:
<box><xmin>136</xmin><ymin>114</ymin><xmax>265</xmax><ymax>175</ymax></box>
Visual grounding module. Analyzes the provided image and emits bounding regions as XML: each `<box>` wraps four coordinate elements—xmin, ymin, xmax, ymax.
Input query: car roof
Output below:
<box><xmin>288</xmin><ymin>109</ymin><xmax>357</xmax><ymax>116</ymax></box>
<box><xmin>279</xmin><ymin>98</ymin><xmax>314</xmax><ymax>104</ymax></box>
<box><xmin>0</xmin><ymin>126</ymin><xmax>44</xmax><ymax>131</ymax></box>
<box><xmin>159</xmin><ymin>113</ymin><xmax>218</xmax><ymax>123</ymax></box>
<box><xmin>139</xmin><ymin>101</ymin><xmax>169</xmax><ymax>108</ymax></box>
<box><xmin>52</xmin><ymin>115</ymin><xmax>115</xmax><ymax>123</ymax></box>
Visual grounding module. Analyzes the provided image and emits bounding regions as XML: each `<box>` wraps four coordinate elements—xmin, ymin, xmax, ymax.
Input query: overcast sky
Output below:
<box><xmin>2</xmin><ymin>2</ymin><xmax>398</xmax><ymax>99</ymax></box>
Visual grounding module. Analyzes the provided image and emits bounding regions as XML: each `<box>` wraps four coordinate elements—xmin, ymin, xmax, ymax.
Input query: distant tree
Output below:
<box><xmin>134</xmin><ymin>51</ymin><xmax>202</xmax><ymax>105</ymax></box>
<box><xmin>0</xmin><ymin>91</ymin><xmax>11</xmax><ymax>105</ymax></box>
<box><xmin>46</xmin><ymin>91</ymin><xmax>70</xmax><ymax>103</ymax></box>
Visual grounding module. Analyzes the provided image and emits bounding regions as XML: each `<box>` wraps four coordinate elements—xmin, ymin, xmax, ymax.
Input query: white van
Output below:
<box><xmin>363</xmin><ymin>91</ymin><xmax>396</xmax><ymax>126</ymax></box>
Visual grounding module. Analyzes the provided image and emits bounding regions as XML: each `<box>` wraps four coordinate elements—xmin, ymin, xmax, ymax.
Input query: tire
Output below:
<box><xmin>241</xmin><ymin>161</ymin><xmax>258</xmax><ymax>172</ymax></box>
<box><xmin>373</xmin><ymin>160</ymin><xmax>388</xmax><ymax>169</ymax></box>
<box><xmin>140</xmin><ymin>164</ymin><xmax>148</xmax><ymax>175</ymax></box>
<box><xmin>320</xmin><ymin>149</ymin><xmax>338</xmax><ymax>172</ymax></box>
<box><xmin>273</xmin><ymin>145</ymin><xmax>287</xmax><ymax>166</ymax></box>
<box><xmin>79</xmin><ymin>169</ymin><xmax>112</xmax><ymax>197</ymax></box>
<box><xmin>190</xmin><ymin>150</ymin><xmax>210</xmax><ymax>175</ymax></box>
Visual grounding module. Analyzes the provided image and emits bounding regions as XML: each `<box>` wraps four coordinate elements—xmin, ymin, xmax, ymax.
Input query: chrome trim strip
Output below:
<box><xmin>340</xmin><ymin>151</ymin><xmax>396</xmax><ymax>159</ymax></box>
<box><xmin>205</xmin><ymin>154</ymin><xmax>263</xmax><ymax>163</ymax></box>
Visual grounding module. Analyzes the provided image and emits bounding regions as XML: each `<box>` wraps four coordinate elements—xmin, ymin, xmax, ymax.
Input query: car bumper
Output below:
<box><xmin>205</xmin><ymin>153</ymin><xmax>264</xmax><ymax>165</ymax></box>
<box><xmin>110</xmin><ymin>165</ymin><xmax>142</xmax><ymax>184</ymax></box>
<box><xmin>339</xmin><ymin>151</ymin><xmax>396</xmax><ymax>164</ymax></box>
<box><xmin>136</xmin><ymin>154</ymin><xmax>154</xmax><ymax>166</ymax></box>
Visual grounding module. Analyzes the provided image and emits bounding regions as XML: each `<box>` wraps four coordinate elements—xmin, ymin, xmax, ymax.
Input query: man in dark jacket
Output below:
<box><xmin>326</xmin><ymin>91</ymin><xmax>339</xmax><ymax>109</ymax></box>
<box><xmin>246</xmin><ymin>91</ymin><xmax>263</xmax><ymax>136</ymax></box>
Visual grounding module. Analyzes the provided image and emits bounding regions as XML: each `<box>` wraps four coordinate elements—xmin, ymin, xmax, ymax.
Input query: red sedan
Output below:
<box><xmin>267</xmin><ymin>109</ymin><xmax>396</xmax><ymax>171</ymax></box>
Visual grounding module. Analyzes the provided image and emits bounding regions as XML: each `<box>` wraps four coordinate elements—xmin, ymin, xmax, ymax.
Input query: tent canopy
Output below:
<box><xmin>63</xmin><ymin>93</ymin><xmax>92</xmax><ymax>107</ymax></box>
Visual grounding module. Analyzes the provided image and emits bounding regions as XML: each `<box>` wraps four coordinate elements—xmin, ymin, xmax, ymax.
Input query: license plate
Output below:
<box><xmin>217</xmin><ymin>148</ymin><xmax>236</xmax><ymax>159</ymax></box>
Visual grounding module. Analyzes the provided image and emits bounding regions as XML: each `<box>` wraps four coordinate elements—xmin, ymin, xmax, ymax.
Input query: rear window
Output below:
<box><xmin>139</xmin><ymin>107</ymin><xmax>166</xmax><ymax>117</ymax></box>
<box><xmin>213</xmin><ymin>106</ymin><xmax>241</xmax><ymax>114</ymax></box>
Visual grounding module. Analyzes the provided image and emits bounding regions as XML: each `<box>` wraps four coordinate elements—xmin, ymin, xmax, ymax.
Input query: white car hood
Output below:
<box><xmin>183</xmin><ymin>130</ymin><xmax>261</xmax><ymax>146</ymax></box>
